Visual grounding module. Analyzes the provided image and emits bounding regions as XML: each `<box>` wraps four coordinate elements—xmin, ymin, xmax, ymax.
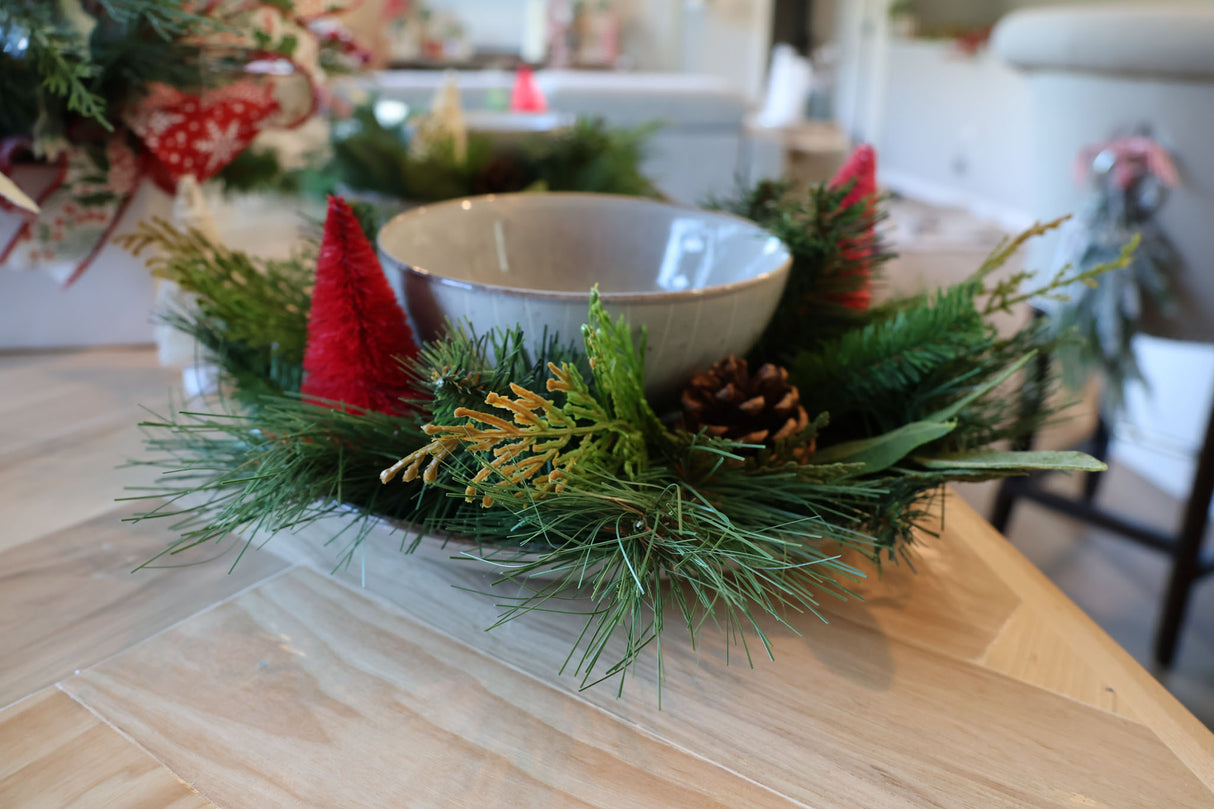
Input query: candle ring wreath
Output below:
<box><xmin>119</xmin><ymin>146</ymin><xmax>1129</xmax><ymax>694</ymax></box>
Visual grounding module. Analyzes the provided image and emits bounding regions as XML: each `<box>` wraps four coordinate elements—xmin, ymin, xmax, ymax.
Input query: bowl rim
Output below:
<box><xmin>376</xmin><ymin>191</ymin><xmax>792</xmax><ymax>303</ymax></box>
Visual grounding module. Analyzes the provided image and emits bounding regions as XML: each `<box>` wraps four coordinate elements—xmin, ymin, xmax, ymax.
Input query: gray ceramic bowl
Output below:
<box><xmin>377</xmin><ymin>192</ymin><xmax>791</xmax><ymax>397</ymax></box>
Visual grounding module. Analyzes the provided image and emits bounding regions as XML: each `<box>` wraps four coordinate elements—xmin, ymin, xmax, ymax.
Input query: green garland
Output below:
<box><xmin>121</xmin><ymin>182</ymin><xmax>1129</xmax><ymax>694</ymax></box>
<box><xmin>218</xmin><ymin>100</ymin><xmax>662</xmax><ymax>204</ymax></box>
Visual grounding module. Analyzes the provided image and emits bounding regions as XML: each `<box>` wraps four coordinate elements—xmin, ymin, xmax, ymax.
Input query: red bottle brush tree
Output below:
<box><xmin>301</xmin><ymin>196</ymin><xmax>420</xmax><ymax>414</ymax></box>
<box><xmin>827</xmin><ymin>144</ymin><xmax>878</xmax><ymax>311</ymax></box>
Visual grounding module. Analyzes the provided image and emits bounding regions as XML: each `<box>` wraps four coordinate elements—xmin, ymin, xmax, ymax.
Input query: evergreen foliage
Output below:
<box><xmin>709</xmin><ymin>181</ymin><xmax>891</xmax><ymax>360</ymax></box>
<box><xmin>122</xmin><ymin>184</ymin><xmax>1122</xmax><ymax>694</ymax></box>
<box><xmin>287</xmin><ymin>100</ymin><xmax>662</xmax><ymax>203</ymax></box>
<box><xmin>790</xmin><ymin>282</ymin><xmax>992</xmax><ymax>436</ymax></box>
<box><xmin>0</xmin><ymin>0</ymin><xmax>210</xmax><ymax>138</ymax></box>
<box><xmin>116</xmin><ymin>219</ymin><xmax>314</xmax><ymax>399</ymax></box>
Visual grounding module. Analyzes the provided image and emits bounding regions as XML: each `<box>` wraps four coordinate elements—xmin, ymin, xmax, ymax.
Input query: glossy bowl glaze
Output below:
<box><xmin>377</xmin><ymin>192</ymin><xmax>791</xmax><ymax>397</ymax></box>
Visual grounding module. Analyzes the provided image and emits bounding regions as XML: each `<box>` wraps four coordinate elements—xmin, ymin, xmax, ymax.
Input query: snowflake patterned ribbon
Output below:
<box><xmin>125</xmin><ymin>80</ymin><xmax>281</xmax><ymax>192</ymax></box>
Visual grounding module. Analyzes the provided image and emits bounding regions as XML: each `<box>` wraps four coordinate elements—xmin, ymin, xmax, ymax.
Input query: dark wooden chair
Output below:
<box><xmin>990</xmin><ymin>316</ymin><xmax>1214</xmax><ymax>668</ymax></box>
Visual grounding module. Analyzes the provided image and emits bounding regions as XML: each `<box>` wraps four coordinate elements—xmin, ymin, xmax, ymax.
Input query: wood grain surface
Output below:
<box><xmin>0</xmin><ymin>688</ymin><xmax>214</xmax><ymax>809</ymax></box>
<box><xmin>66</xmin><ymin>568</ymin><xmax>806</xmax><ymax>809</ymax></box>
<box><xmin>263</xmin><ymin>513</ymin><xmax>1213</xmax><ymax>809</ymax></box>
<box><xmin>0</xmin><ymin>348</ymin><xmax>179</xmax><ymax>553</ymax></box>
<box><xmin>0</xmin><ymin>504</ymin><xmax>288</xmax><ymax>710</ymax></box>
<box><xmin>5</xmin><ymin>347</ymin><xmax>1214</xmax><ymax>808</ymax></box>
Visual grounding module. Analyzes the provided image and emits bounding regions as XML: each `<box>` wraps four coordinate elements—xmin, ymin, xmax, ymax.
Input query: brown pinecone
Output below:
<box><xmin>472</xmin><ymin>152</ymin><xmax>533</xmax><ymax>194</ymax></box>
<box><xmin>681</xmin><ymin>356</ymin><xmax>810</xmax><ymax>448</ymax></box>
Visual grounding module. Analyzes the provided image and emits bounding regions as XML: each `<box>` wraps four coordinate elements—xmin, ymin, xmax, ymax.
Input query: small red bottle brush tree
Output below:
<box><xmin>827</xmin><ymin>144</ymin><xmax>878</xmax><ymax>311</ymax></box>
<box><xmin>301</xmin><ymin>196</ymin><xmax>421</xmax><ymax>415</ymax></box>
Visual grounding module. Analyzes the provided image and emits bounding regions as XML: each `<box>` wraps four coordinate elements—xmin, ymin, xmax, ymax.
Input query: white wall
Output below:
<box><xmin>614</xmin><ymin>0</ymin><xmax>683</xmax><ymax>71</ymax></box>
<box><xmin>427</xmin><ymin>0</ymin><xmax>531</xmax><ymax>52</ymax></box>
<box><xmin>427</xmin><ymin>0</ymin><xmax>771</xmax><ymax>92</ymax></box>
<box><xmin>874</xmin><ymin>39</ymin><xmax>1034</xmax><ymax>229</ymax></box>
<box><xmin>680</xmin><ymin>0</ymin><xmax>773</xmax><ymax>99</ymax></box>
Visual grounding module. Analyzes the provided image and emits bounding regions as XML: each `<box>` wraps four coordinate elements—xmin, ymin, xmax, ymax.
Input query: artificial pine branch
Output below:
<box><xmin>123</xmin><ymin>395</ymin><xmax>435</xmax><ymax>572</ymax></box>
<box><xmin>710</xmin><ymin>182</ymin><xmax>893</xmax><ymax>362</ymax></box>
<box><xmin>306</xmin><ymin>100</ymin><xmax>662</xmax><ymax>203</ymax></box>
<box><xmin>789</xmin><ymin>282</ymin><xmax>992</xmax><ymax>437</ymax></box>
<box><xmin>530</xmin><ymin>118</ymin><xmax>661</xmax><ymax>198</ymax></box>
<box><xmin>413</xmin><ymin>322</ymin><xmax>589</xmax><ymax>424</ymax></box>
<box><xmin>423</xmin><ymin>450</ymin><xmax>884</xmax><ymax>692</ymax></box>
<box><xmin>117</xmin><ymin>219</ymin><xmax>314</xmax><ymax>398</ymax></box>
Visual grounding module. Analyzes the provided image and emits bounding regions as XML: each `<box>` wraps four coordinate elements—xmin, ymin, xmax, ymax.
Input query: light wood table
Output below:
<box><xmin>3</xmin><ymin>347</ymin><xmax>1213</xmax><ymax>808</ymax></box>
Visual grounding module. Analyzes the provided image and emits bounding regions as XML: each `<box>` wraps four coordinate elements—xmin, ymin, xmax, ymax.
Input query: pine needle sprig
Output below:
<box><xmin>123</xmin><ymin>393</ymin><xmax>433</xmax><ymax>571</ymax></box>
<box><xmin>777</xmin><ymin>209</ymin><xmax>1133</xmax><ymax>455</ymax></box>
<box><xmin>118</xmin><ymin>219</ymin><xmax>314</xmax><ymax>397</ymax></box>
<box><xmin>413</xmin><ymin>321</ymin><xmax>589</xmax><ymax>425</ymax></box>
<box><xmin>789</xmin><ymin>282</ymin><xmax>993</xmax><ymax>437</ymax></box>
<box><xmin>445</xmin><ymin>459</ymin><xmax>882</xmax><ymax>693</ymax></box>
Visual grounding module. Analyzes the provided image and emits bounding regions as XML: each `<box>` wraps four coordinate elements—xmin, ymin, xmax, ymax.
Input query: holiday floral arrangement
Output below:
<box><xmin>0</xmin><ymin>0</ymin><xmax>659</xmax><ymax>287</ymax></box>
<box><xmin>121</xmin><ymin>146</ymin><xmax>1127</xmax><ymax>692</ymax></box>
<box><xmin>0</xmin><ymin>0</ymin><xmax>369</xmax><ymax>285</ymax></box>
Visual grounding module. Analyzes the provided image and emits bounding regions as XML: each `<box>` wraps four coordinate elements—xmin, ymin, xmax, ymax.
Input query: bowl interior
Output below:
<box><xmin>377</xmin><ymin>194</ymin><xmax>788</xmax><ymax>297</ymax></box>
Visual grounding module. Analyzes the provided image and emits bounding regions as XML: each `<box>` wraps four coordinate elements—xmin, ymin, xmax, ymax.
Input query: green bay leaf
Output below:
<box><xmin>811</xmin><ymin>419</ymin><xmax>957</xmax><ymax>474</ymax></box>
